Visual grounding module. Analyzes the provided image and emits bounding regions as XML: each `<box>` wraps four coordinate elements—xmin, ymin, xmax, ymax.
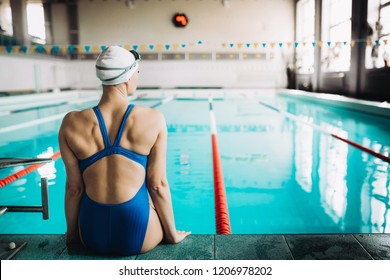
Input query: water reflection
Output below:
<box><xmin>289</xmin><ymin>100</ymin><xmax>390</xmax><ymax>233</ymax></box>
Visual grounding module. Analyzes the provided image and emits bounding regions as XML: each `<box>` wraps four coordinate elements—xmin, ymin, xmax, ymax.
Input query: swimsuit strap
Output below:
<box><xmin>93</xmin><ymin>106</ymin><xmax>111</xmax><ymax>148</ymax></box>
<box><xmin>113</xmin><ymin>104</ymin><xmax>135</xmax><ymax>147</ymax></box>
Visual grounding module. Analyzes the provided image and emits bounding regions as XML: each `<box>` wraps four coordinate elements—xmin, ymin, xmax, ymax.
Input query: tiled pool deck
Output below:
<box><xmin>1</xmin><ymin>234</ymin><xmax>389</xmax><ymax>260</ymax></box>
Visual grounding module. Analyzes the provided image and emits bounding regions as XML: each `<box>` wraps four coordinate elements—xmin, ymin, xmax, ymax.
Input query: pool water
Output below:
<box><xmin>0</xmin><ymin>90</ymin><xmax>389</xmax><ymax>234</ymax></box>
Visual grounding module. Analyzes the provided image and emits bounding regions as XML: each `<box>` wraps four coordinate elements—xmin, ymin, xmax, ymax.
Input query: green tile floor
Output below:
<box><xmin>1</xmin><ymin>234</ymin><xmax>389</xmax><ymax>260</ymax></box>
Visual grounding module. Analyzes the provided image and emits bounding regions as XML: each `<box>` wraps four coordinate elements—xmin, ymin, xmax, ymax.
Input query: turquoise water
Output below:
<box><xmin>0</xmin><ymin>91</ymin><xmax>389</xmax><ymax>234</ymax></box>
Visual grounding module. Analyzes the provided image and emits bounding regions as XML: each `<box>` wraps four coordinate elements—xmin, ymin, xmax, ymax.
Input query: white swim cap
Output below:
<box><xmin>95</xmin><ymin>46</ymin><xmax>140</xmax><ymax>85</ymax></box>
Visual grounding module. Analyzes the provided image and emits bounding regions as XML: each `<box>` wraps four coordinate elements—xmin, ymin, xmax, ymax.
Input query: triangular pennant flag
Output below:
<box><xmin>302</xmin><ymin>42</ymin><xmax>307</xmax><ymax>47</ymax></box>
<box><xmin>366</xmin><ymin>39</ymin><xmax>372</xmax><ymax>46</ymax></box>
<box><xmin>132</xmin><ymin>45</ymin><xmax>139</xmax><ymax>50</ymax></box>
<box><xmin>156</xmin><ymin>44</ymin><xmax>163</xmax><ymax>51</ymax></box>
<box><xmin>375</xmin><ymin>39</ymin><xmax>380</xmax><ymax>46</ymax></box>
<box><xmin>0</xmin><ymin>46</ymin><xmax>5</xmax><ymax>53</ymax></box>
<box><xmin>384</xmin><ymin>39</ymin><xmax>388</xmax><ymax>45</ymax></box>
<box><xmin>221</xmin><ymin>43</ymin><xmax>226</xmax><ymax>47</ymax></box>
<box><xmin>287</xmin><ymin>42</ymin><xmax>292</xmax><ymax>48</ymax></box>
<box><xmin>335</xmin><ymin>42</ymin><xmax>341</xmax><ymax>47</ymax></box>
<box><xmin>262</xmin><ymin>43</ymin><xmax>267</xmax><ymax>48</ymax></box>
<box><xmin>100</xmin><ymin>45</ymin><xmax>107</xmax><ymax>51</ymax></box>
<box><xmin>327</xmin><ymin>41</ymin><xmax>331</xmax><ymax>47</ymax></box>
<box><xmin>254</xmin><ymin>43</ymin><xmax>259</xmax><ymax>48</ymax></box>
<box><xmin>36</xmin><ymin>45</ymin><xmax>45</xmax><ymax>53</ymax></box>
<box><xmin>68</xmin><ymin>45</ymin><xmax>76</xmax><ymax>53</ymax></box>
<box><xmin>270</xmin><ymin>42</ymin><xmax>276</xmax><ymax>48</ymax></box>
<box><xmin>29</xmin><ymin>46</ymin><xmax>37</xmax><ymax>53</ymax></box>
<box><xmin>229</xmin><ymin>43</ymin><xmax>234</xmax><ymax>48</ymax></box>
<box><xmin>51</xmin><ymin>46</ymin><xmax>60</xmax><ymax>53</ymax></box>
<box><xmin>246</xmin><ymin>43</ymin><xmax>251</xmax><ymax>48</ymax></box>
<box><xmin>84</xmin><ymin>45</ymin><xmax>91</xmax><ymax>52</ymax></box>
<box><xmin>294</xmin><ymin>42</ymin><xmax>299</xmax><ymax>47</ymax></box>
<box><xmin>20</xmin><ymin>45</ymin><xmax>28</xmax><ymax>53</ymax></box>
<box><xmin>5</xmin><ymin>45</ymin><xmax>13</xmax><ymax>53</ymax></box>
<box><xmin>123</xmin><ymin>44</ymin><xmax>131</xmax><ymax>50</ymax></box>
<box><xmin>237</xmin><ymin>43</ymin><xmax>243</xmax><ymax>49</ymax></box>
<box><xmin>279</xmin><ymin>42</ymin><xmax>283</xmax><ymax>47</ymax></box>
<box><xmin>77</xmin><ymin>45</ymin><xmax>84</xmax><ymax>53</ymax></box>
<box><xmin>172</xmin><ymin>43</ymin><xmax>179</xmax><ymax>50</ymax></box>
<box><xmin>181</xmin><ymin>43</ymin><xmax>187</xmax><ymax>48</ymax></box>
<box><xmin>318</xmin><ymin>41</ymin><xmax>323</xmax><ymax>47</ymax></box>
<box><xmin>358</xmin><ymin>40</ymin><xmax>365</xmax><ymax>46</ymax></box>
<box><xmin>164</xmin><ymin>44</ymin><xmax>170</xmax><ymax>50</ymax></box>
<box><xmin>350</xmin><ymin>40</ymin><xmax>356</xmax><ymax>47</ymax></box>
<box><xmin>148</xmin><ymin>44</ymin><xmax>155</xmax><ymax>50</ymax></box>
<box><xmin>197</xmin><ymin>40</ymin><xmax>203</xmax><ymax>44</ymax></box>
<box><xmin>61</xmin><ymin>45</ymin><xmax>68</xmax><ymax>54</ymax></box>
<box><xmin>343</xmin><ymin>41</ymin><xmax>347</xmax><ymax>46</ymax></box>
<box><xmin>13</xmin><ymin>46</ymin><xmax>20</xmax><ymax>53</ymax></box>
<box><xmin>44</xmin><ymin>46</ymin><xmax>52</xmax><ymax>53</ymax></box>
<box><xmin>90</xmin><ymin>45</ymin><xmax>99</xmax><ymax>52</ymax></box>
<box><xmin>312</xmin><ymin>41</ymin><xmax>316</xmax><ymax>47</ymax></box>
<box><xmin>140</xmin><ymin>44</ymin><xmax>147</xmax><ymax>51</ymax></box>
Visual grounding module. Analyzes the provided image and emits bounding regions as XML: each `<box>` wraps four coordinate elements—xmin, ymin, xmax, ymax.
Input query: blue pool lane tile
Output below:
<box><xmin>284</xmin><ymin>235</ymin><xmax>373</xmax><ymax>260</ymax></box>
<box><xmin>136</xmin><ymin>235</ymin><xmax>214</xmax><ymax>260</ymax></box>
<box><xmin>215</xmin><ymin>235</ymin><xmax>293</xmax><ymax>260</ymax></box>
<box><xmin>354</xmin><ymin>234</ymin><xmax>390</xmax><ymax>260</ymax></box>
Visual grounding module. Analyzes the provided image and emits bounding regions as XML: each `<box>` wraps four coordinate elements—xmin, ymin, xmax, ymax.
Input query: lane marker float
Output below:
<box><xmin>208</xmin><ymin>96</ymin><xmax>232</xmax><ymax>234</ymax></box>
<box><xmin>259</xmin><ymin>101</ymin><xmax>390</xmax><ymax>164</ymax></box>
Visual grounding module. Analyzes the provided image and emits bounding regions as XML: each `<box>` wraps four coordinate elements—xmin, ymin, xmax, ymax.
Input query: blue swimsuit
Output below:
<box><xmin>78</xmin><ymin>104</ymin><xmax>149</xmax><ymax>256</ymax></box>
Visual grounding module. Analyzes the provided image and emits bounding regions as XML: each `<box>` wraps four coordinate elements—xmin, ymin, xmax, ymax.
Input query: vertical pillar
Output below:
<box><xmin>349</xmin><ymin>0</ymin><xmax>368</xmax><ymax>98</ymax></box>
<box><xmin>313</xmin><ymin>0</ymin><xmax>322</xmax><ymax>92</ymax></box>
<box><xmin>10</xmin><ymin>0</ymin><xmax>30</xmax><ymax>45</ymax></box>
<box><xmin>67</xmin><ymin>2</ymin><xmax>79</xmax><ymax>45</ymax></box>
<box><xmin>43</xmin><ymin>2</ymin><xmax>53</xmax><ymax>45</ymax></box>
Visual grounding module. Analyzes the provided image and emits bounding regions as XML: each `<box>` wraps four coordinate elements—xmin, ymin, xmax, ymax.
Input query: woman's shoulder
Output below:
<box><xmin>60</xmin><ymin>108</ymin><xmax>95</xmax><ymax>130</ymax></box>
<box><xmin>133</xmin><ymin>105</ymin><xmax>165</xmax><ymax>123</ymax></box>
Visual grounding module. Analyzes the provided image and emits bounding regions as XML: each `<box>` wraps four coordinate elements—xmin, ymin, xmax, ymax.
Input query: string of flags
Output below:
<box><xmin>0</xmin><ymin>39</ymin><xmax>388</xmax><ymax>54</ymax></box>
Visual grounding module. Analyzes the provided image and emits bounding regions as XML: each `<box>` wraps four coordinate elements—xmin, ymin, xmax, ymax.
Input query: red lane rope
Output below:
<box><xmin>0</xmin><ymin>152</ymin><xmax>61</xmax><ymax>188</ymax></box>
<box><xmin>258</xmin><ymin>101</ymin><xmax>390</xmax><ymax>164</ymax></box>
<box><xmin>209</xmin><ymin>97</ymin><xmax>232</xmax><ymax>234</ymax></box>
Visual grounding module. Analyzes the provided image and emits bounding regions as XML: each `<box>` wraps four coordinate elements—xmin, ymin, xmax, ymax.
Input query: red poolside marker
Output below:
<box><xmin>208</xmin><ymin>96</ymin><xmax>232</xmax><ymax>234</ymax></box>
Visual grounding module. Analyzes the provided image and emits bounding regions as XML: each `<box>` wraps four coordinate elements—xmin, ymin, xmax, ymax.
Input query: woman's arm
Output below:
<box><xmin>58</xmin><ymin>113</ymin><xmax>84</xmax><ymax>243</ymax></box>
<box><xmin>146</xmin><ymin>112</ymin><xmax>190</xmax><ymax>244</ymax></box>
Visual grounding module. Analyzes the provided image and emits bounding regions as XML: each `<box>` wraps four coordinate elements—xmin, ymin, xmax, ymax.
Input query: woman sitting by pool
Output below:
<box><xmin>58</xmin><ymin>45</ymin><xmax>190</xmax><ymax>255</ymax></box>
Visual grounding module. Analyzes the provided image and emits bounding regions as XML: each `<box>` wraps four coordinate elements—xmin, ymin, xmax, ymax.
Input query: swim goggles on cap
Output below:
<box><xmin>96</xmin><ymin>49</ymin><xmax>141</xmax><ymax>83</ymax></box>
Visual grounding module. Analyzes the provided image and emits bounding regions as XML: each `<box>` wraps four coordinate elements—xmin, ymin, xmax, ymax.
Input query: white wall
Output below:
<box><xmin>0</xmin><ymin>0</ymin><xmax>295</xmax><ymax>92</ymax></box>
<box><xmin>77</xmin><ymin>0</ymin><xmax>294</xmax><ymax>47</ymax></box>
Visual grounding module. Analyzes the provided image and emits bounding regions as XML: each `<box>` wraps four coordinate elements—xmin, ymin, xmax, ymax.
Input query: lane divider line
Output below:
<box><xmin>259</xmin><ymin>101</ymin><xmax>390</xmax><ymax>164</ymax></box>
<box><xmin>0</xmin><ymin>93</ymin><xmax>148</xmax><ymax>134</ymax></box>
<box><xmin>208</xmin><ymin>96</ymin><xmax>232</xmax><ymax>234</ymax></box>
<box><xmin>0</xmin><ymin>93</ymin><xmax>177</xmax><ymax>188</ymax></box>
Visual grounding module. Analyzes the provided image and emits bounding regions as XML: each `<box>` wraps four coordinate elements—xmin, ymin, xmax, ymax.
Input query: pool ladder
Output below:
<box><xmin>0</xmin><ymin>177</ymin><xmax>49</xmax><ymax>220</ymax></box>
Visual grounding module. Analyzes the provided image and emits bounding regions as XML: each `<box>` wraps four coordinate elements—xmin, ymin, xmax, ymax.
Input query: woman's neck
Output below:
<box><xmin>99</xmin><ymin>84</ymin><xmax>130</xmax><ymax>108</ymax></box>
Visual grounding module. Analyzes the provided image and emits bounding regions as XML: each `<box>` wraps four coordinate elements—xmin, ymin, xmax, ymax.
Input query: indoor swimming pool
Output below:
<box><xmin>0</xmin><ymin>89</ymin><xmax>389</xmax><ymax>235</ymax></box>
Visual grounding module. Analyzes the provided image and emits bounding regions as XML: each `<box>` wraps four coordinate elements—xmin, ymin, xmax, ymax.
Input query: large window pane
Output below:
<box><xmin>296</xmin><ymin>0</ymin><xmax>315</xmax><ymax>74</ymax></box>
<box><xmin>27</xmin><ymin>3</ymin><xmax>46</xmax><ymax>43</ymax></box>
<box><xmin>321</xmin><ymin>0</ymin><xmax>352</xmax><ymax>72</ymax></box>
<box><xmin>366</xmin><ymin>0</ymin><xmax>390</xmax><ymax>69</ymax></box>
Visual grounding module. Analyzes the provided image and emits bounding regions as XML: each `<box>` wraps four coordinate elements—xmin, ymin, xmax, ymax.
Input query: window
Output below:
<box><xmin>27</xmin><ymin>3</ymin><xmax>46</xmax><ymax>43</ymax></box>
<box><xmin>321</xmin><ymin>0</ymin><xmax>352</xmax><ymax>72</ymax></box>
<box><xmin>366</xmin><ymin>0</ymin><xmax>390</xmax><ymax>69</ymax></box>
<box><xmin>0</xmin><ymin>0</ymin><xmax>13</xmax><ymax>36</ymax></box>
<box><xmin>296</xmin><ymin>0</ymin><xmax>315</xmax><ymax>74</ymax></box>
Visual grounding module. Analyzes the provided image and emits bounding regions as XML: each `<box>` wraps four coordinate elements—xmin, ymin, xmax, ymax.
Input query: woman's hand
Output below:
<box><xmin>65</xmin><ymin>231</ymin><xmax>80</xmax><ymax>244</ymax></box>
<box><xmin>166</xmin><ymin>230</ymin><xmax>191</xmax><ymax>244</ymax></box>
